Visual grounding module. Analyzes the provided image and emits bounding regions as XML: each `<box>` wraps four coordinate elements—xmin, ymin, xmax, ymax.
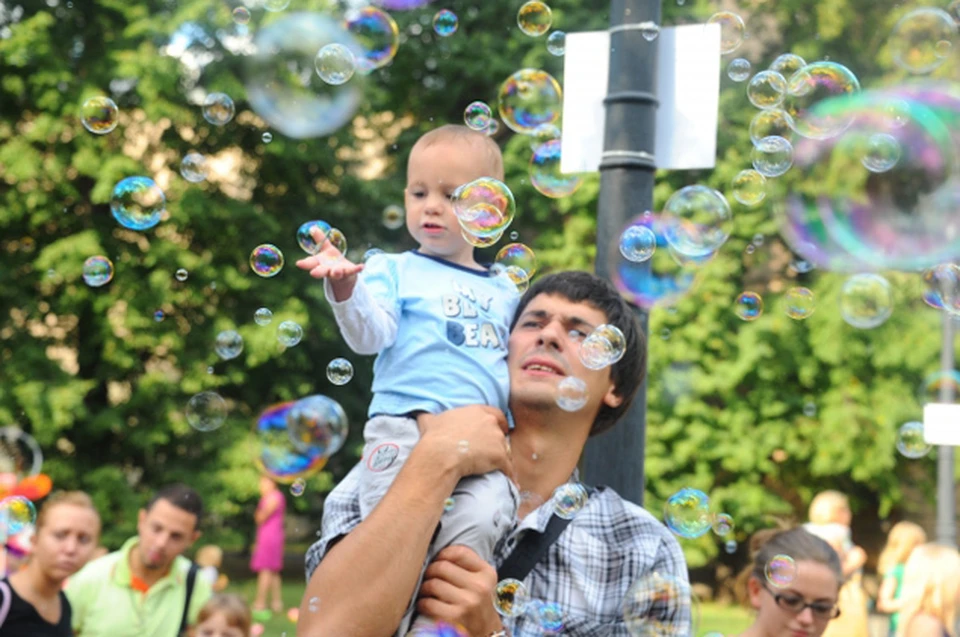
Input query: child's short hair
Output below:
<box><xmin>411</xmin><ymin>124</ymin><xmax>505</xmax><ymax>180</ymax></box>
<box><xmin>197</xmin><ymin>594</ymin><xmax>251</xmax><ymax>636</ymax></box>
<box><xmin>196</xmin><ymin>544</ymin><xmax>223</xmax><ymax>568</ymax></box>
<box><xmin>808</xmin><ymin>490</ymin><xmax>850</xmax><ymax>525</ymax></box>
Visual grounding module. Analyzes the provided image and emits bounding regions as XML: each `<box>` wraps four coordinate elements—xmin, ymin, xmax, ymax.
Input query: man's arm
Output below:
<box><xmin>297</xmin><ymin>406</ymin><xmax>513</xmax><ymax>637</ymax></box>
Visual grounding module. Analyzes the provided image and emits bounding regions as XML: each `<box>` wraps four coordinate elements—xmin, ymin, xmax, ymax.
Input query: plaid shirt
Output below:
<box><xmin>305</xmin><ymin>465</ymin><xmax>691</xmax><ymax>636</ymax></box>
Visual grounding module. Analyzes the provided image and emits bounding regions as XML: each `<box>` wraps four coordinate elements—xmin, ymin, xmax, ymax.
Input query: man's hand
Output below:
<box><xmin>417</xmin><ymin>406</ymin><xmax>515</xmax><ymax>484</ymax></box>
<box><xmin>416</xmin><ymin>545</ymin><xmax>506</xmax><ymax>636</ymax></box>
<box><xmin>295</xmin><ymin>226</ymin><xmax>363</xmax><ymax>301</ymax></box>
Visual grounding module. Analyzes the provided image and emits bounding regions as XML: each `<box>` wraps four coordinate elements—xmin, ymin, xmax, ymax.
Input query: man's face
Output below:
<box><xmin>508</xmin><ymin>293</ymin><xmax>623</xmax><ymax>420</ymax></box>
<box><xmin>136</xmin><ymin>498</ymin><xmax>200</xmax><ymax>571</ymax></box>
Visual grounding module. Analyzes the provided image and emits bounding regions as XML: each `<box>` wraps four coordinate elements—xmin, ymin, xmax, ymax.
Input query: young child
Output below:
<box><xmin>296</xmin><ymin>124</ymin><xmax>520</xmax><ymax>635</ymax></box>
<box><xmin>196</xmin><ymin>544</ymin><xmax>230</xmax><ymax>593</ymax></box>
<box><xmin>191</xmin><ymin>593</ymin><xmax>251</xmax><ymax>637</ymax></box>
<box><xmin>876</xmin><ymin>521</ymin><xmax>927</xmax><ymax>637</ymax></box>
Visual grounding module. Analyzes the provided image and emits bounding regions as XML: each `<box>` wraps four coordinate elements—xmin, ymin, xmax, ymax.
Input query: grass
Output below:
<box><xmin>222</xmin><ymin>580</ymin><xmax>754</xmax><ymax>636</ymax></box>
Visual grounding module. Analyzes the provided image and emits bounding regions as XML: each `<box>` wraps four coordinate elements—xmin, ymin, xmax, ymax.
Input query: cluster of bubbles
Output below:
<box><xmin>579</xmin><ymin>324</ymin><xmax>627</xmax><ymax>370</ymax></box>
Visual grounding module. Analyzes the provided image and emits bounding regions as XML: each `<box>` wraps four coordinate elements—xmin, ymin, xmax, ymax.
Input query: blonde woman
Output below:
<box><xmin>896</xmin><ymin>543</ymin><xmax>960</xmax><ymax>637</ymax></box>
<box><xmin>877</xmin><ymin>522</ymin><xmax>927</xmax><ymax>636</ymax></box>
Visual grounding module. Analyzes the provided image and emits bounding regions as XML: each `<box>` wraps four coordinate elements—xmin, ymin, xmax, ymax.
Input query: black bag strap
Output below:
<box><xmin>497</xmin><ymin>486</ymin><xmax>596</xmax><ymax>582</ymax></box>
<box><xmin>178</xmin><ymin>562</ymin><xmax>199</xmax><ymax>637</ymax></box>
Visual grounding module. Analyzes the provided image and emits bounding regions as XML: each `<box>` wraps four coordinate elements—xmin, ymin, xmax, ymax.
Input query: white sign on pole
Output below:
<box><xmin>560</xmin><ymin>23</ymin><xmax>722</xmax><ymax>174</ymax></box>
<box><xmin>923</xmin><ymin>403</ymin><xmax>960</xmax><ymax>446</ymax></box>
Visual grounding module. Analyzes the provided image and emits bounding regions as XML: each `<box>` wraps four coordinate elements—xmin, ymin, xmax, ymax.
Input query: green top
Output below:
<box><xmin>65</xmin><ymin>536</ymin><xmax>212</xmax><ymax>637</ymax></box>
<box><xmin>888</xmin><ymin>562</ymin><xmax>906</xmax><ymax>635</ymax></box>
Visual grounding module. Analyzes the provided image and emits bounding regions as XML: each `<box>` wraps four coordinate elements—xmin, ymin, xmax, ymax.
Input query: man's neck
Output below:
<box><xmin>128</xmin><ymin>544</ymin><xmax>170</xmax><ymax>587</ymax></box>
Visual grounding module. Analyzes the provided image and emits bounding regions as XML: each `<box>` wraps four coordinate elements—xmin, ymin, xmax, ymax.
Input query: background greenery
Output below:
<box><xmin>1</xmin><ymin>0</ymin><xmax>957</xmax><ymax>586</ymax></box>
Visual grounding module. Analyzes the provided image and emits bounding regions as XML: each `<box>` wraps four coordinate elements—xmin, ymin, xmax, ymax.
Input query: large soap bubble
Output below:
<box><xmin>498</xmin><ymin>69</ymin><xmax>562</xmax><ymax>134</ymax></box>
<box><xmin>783</xmin><ymin>62</ymin><xmax>861</xmax><ymax>140</ymax></box>
<box><xmin>889</xmin><ymin>8</ymin><xmax>956</xmax><ymax>75</ymax></box>
<box><xmin>254</xmin><ymin>401</ymin><xmax>329</xmax><ymax>483</ymax></box>
<box><xmin>287</xmin><ymin>395</ymin><xmax>348</xmax><ymax>457</ymax></box>
<box><xmin>244</xmin><ymin>13</ymin><xmax>363</xmax><ymax>139</ymax></box>
<box><xmin>662</xmin><ymin>185</ymin><xmax>733</xmax><ymax>258</ymax></box>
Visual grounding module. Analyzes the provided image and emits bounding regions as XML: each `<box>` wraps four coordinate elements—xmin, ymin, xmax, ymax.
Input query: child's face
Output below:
<box><xmin>404</xmin><ymin>138</ymin><xmax>497</xmax><ymax>266</ymax></box>
<box><xmin>195</xmin><ymin>613</ymin><xmax>246</xmax><ymax>637</ymax></box>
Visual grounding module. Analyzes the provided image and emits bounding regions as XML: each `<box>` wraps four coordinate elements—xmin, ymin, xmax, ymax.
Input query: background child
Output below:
<box><xmin>190</xmin><ymin>593</ymin><xmax>251</xmax><ymax>637</ymax></box>
<box><xmin>196</xmin><ymin>544</ymin><xmax>230</xmax><ymax>593</ymax></box>
<box><xmin>876</xmin><ymin>521</ymin><xmax>927</xmax><ymax>637</ymax></box>
<box><xmin>296</xmin><ymin>124</ymin><xmax>520</xmax><ymax>635</ymax></box>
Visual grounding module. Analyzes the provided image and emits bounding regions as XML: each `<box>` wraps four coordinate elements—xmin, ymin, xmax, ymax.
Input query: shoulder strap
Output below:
<box><xmin>178</xmin><ymin>562</ymin><xmax>199</xmax><ymax>637</ymax></box>
<box><xmin>0</xmin><ymin>580</ymin><xmax>12</xmax><ymax>627</ymax></box>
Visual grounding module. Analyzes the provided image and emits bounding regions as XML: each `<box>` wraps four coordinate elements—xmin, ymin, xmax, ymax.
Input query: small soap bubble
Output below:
<box><xmin>326</xmin><ymin>358</ymin><xmax>354</xmax><ymax>386</ymax></box>
<box><xmin>734</xmin><ymin>292</ymin><xmax>763</xmax><ymax>321</ymax></box>
<box><xmin>712</xmin><ymin>513</ymin><xmax>734</xmax><ymax>537</ymax></box>
<box><xmin>839</xmin><ymin>274</ymin><xmax>893</xmax><ymax>329</ymax></box>
<box><xmin>278</xmin><ymin>321</ymin><xmax>303</xmax><ymax>347</ymax></box>
<box><xmin>639</xmin><ymin>21</ymin><xmax>660</xmax><ymax>41</ymax></box>
<box><xmin>254</xmin><ymin>308</ymin><xmax>273</xmax><ymax>326</ymax></box>
<box><xmin>765</xmin><ymin>555</ymin><xmax>798</xmax><ymax>588</ymax></box>
<box><xmin>346</xmin><ymin>7</ymin><xmax>399</xmax><ymax>72</ymax></box>
<box><xmin>432</xmin><ymin>9</ymin><xmax>458</xmax><ymax>37</ymax></box>
<box><xmin>725</xmin><ymin>539</ymin><xmax>738</xmax><ymax>554</ymax></box>
<box><xmin>175</xmin><ymin>268</ymin><xmax>189</xmax><ymax>282</ymax></box>
<box><xmin>111</xmin><ymin>176</ymin><xmax>166</xmax><ymax>231</ymax></box>
<box><xmin>315</xmin><ymin>43</ymin><xmax>356</xmax><ymax>86</ymax></box>
<box><xmin>785</xmin><ymin>287</ymin><xmax>815</xmax><ymax>319</ymax></box>
<box><xmin>769</xmin><ymin>53</ymin><xmax>806</xmax><ymax>77</ymax></box>
<box><xmin>619</xmin><ymin>225</ymin><xmax>657</xmax><ymax>262</ymax></box>
<box><xmin>202</xmin><ymin>92</ymin><xmax>235</xmax><ymax>126</ymax></box>
<box><xmin>530</xmin><ymin>139</ymin><xmax>583</xmax><ymax>198</ymax></box>
<box><xmin>286</xmin><ymin>395</ymin><xmax>348</xmax><ymax>458</ymax></box>
<box><xmin>517</xmin><ymin>1</ymin><xmax>552</xmax><ymax>37</ymax></box>
<box><xmin>662</xmin><ymin>184</ymin><xmax>732</xmax><ymax>258</ymax></box>
<box><xmin>664</xmin><ymin>488</ymin><xmax>712</xmax><ymax>538</ymax></box>
<box><xmin>556</xmin><ymin>377</ymin><xmax>588</xmax><ymax>412</ymax></box>
<box><xmin>382</xmin><ymin>205</ymin><xmax>405</xmax><ymax>230</ymax></box>
<box><xmin>747</xmin><ymin>70</ymin><xmax>787</xmax><ymax>110</ymax></box>
<box><xmin>707</xmin><ymin>11</ymin><xmax>745</xmax><ymax>54</ymax></box>
<box><xmin>457</xmin><ymin>440</ymin><xmax>469</xmax><ymax>454</ymax></box>
<box><xmin>262</xmin><ymin>132</ymin><xmax>273</xmax><ymax>143</ymax></box>
<box><xmin>455</xmin><ymin>178</ymin><xmax>517</xmax><ymax>237</ymax></box>
<box><xmin>180</xmin><ymin>152</ymin><xmax>208</xmax><ymax>183</ymax></box>
<box><xmin>207</xmin><ymin>366</ymin><xmax>215</xmax><ymax>375</ymax></box>
<box><xmin>186</xmin><ymin>391</ymin><xmax>228</xmax><ymax>431</ymax></box>
<box><xmin>464</xmin><ymin>101</ymin><xmax>492</xmax><ymax>131</ymax></box>
<box><xmin>897</xmin><ymin>421</ymin><xmax>931</xmax><ymax>458</ymax></box>
<box><xmin>727</xmin><ymin>58</ymin><xmax>751</xmax><ymax>82</ymax></box>
<box><xmin>297</xmin><ymin>220</ymin><xmax>333</xmax><ymax>255</ymax></box>
<box><xmin>861</xmin><ymin>133</ymin><xmax>900</xmax><ymax>173</ymax></box>
<box><xmin>232</xmin><ymin>6</ymin><xmax>251</xmax><ymax>24</ymax></box>
<box><xmin>82</xmin><ymin>256</ymin><xmax>114</xmax><ymax>287</ymax></box>
<box><xmin>250</xmin><ymin>244</ymin><xmax>284</xmax><ymax>278</ymax></box>
<box><xmin>498</xmin><ymin>69</ymin><xmax>562</xmax><ymax>134</ymax></box>
<box><xmin>580</xmin><ymin>324</ymin><xmax>626</xmax><ymax>370</ymax></box>
<box><xmin>922</xmin><ymin>264</ymin><xmax>960</xmax><ymax>312</ymax></box>
<box><xmin>495</xmin><ymin>578</ymin><xmax>530</xmax><ymax>617</ymax></box>
<box><xmin>751</xmin><ymin>135</ymin><xmax>793</xmax><ymax>178</ymax></box>
<box><xmin>749</xmin><ymin>109</ymin><xmax>794</xmax><ymax>145</ymax></box>
<box><xmin>290</xmin><ymin>478</ymin><xmax>306</xmax><ymax>496</ymax></box>
<box><xmin>0</xmin><ymin>496</ymin><xmax>37</xmax><ymax>535</ymax></box>
<box><xmin>552</xmin><ymin>482</ymin><xmax>589</xmax><ymax>519</ymax></box>
<box><xmin>363</xmin><ymin>248</ymin><xmax>385</xmax><ymax>262</ymax></box>
<box><xmin>730</xmin><ymin>169</ymin><xmax>766</xmax><ymax>207</ymax></box>
<box><xmin>215</xmin><ymin>330</ymin><xmax>244</xmax><ymax>360</ymax></box>
<box><xmin>80</xmin><ymin>96</ymin><xmax>119</xmax><ymax>134</ymax></box>
<box><xmin>534</xmin><ymin>601</ymin><xmax>564</xmax><ymax>634</ymax></box>
<box><xmin>154</xmin><ymin>310</ymin><xmax>165</xmax><ymax>322</ymax></box>
<box><xmin>783</xmin><ymin>61</ymin><xmax>861</xmax><ymax>140</ymax></box>
<box><xmin>484</xmin><ymin>119</ymin><xmax>500</xmax><ymax>137</ymax></box>
<box><xmin>890</xmin><ymin>8</ymin><xmax>957</xmax><ymax>74</ymax></box>
<box><xmin>307</xmin><ymin>597</ymin><xmax>320</xmax><ymax>612</ymax></box>
<box><xmin>264</xmin><ymin>0</ymin><xmax>290</xmax><ymax>11</ymax></box>
<box><xmin>547</xmin><ymin>30</ymin><xmax>566</xmax><ymax>56</ymax></box>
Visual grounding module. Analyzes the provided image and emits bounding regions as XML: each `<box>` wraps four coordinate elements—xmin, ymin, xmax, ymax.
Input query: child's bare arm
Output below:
<box><xmin>875</xmin><ymin>574</ymin><xmax>901</xmax><ymax>613</ymax></box>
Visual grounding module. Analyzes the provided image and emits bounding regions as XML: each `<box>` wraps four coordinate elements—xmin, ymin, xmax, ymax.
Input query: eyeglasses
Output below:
<box><xmin>765</xmin><ymin>586</ymin><xmax>841</xmax><ymax>620</ymax></box>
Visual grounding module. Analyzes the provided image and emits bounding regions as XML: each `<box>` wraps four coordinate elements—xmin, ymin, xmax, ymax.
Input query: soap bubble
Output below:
<box><xmin>453</xmin><ymin>178</ymin><xmax>516</xmax><ymax>238</ymax></box>
<box><xmin>382</xmin><ymin>205</ymin><xmax>405</xmax><ymax>230</ymax></box>
<box><xmin>0</xmin><ymin>428</ymin><xmax>43</xmax><ymax>482</ymax></box>
<box><xmin>623</xmin><ymin>572</ymin><xmax>694</xmax><ymax>637</ymax></box>
<box><xmin>82</xmin><ymin>256</ymin><xmax>114</xmax><ymax>287</ymax></box>
<box><xmin>727</xmin><ymin>58</ymin><xmax>751</xmax><ymax>82</ymax></box>
<box><xmin>639</xmin><ymin>22</ymin><xmax>660</xmax><ymax>41</ymax></box>
<box><xmin>464</xmin><ymin>101</ymin><xmax>492</xmax><ymax>131</ymax></box>
<box><xmin>619</xmin><ymin>224</ymin><xmax>657</xmax><ymax>262</ymax></box>
<box><xmin>498</xmin><ymin>69</ymin><xmax>562</xmax><ymax>134</ymax></box>
<box><xmin>484</xmin><ymin>119</ymin><xmax>500</xmax><ymax>136</ymax></box>
<box><xmin>202</xmin><ymin>92</ymin><xmax>235</xmax><ymax>126</ymax></box>
<box><xmin>547</xmin><ymin>30</ymin><xmax>566</xmax><ymax>56</ymax></box>
<box><xmin>410</xmin><ymin>621</ymin><xmax>468</xmax><ymax>636</ymax></box>
<box><xmin>860</xmin><ymin>133</ymin><xmax>900</xmax><ymax>173</ymax></box>
<box><xmin>232</xmin><ymin>6</ymin><xmax>251</xmax><ymax>24</ymax></box>
<box><xmin>297</xmin><ymin>220</ymin><xmax>333</xmax><ymax>255</ymax></box>
<box><xmin>922</xmin><ymin>370</ymin><xmax>960</xmax><ymax>405</ymax></box>
<box><xmin>462</xmin><ymin>228</ymin><xmax>504</xmax><ymax>249</ymax></box>
<box><xmin>180</xmin><ymin>152</ymin><xmax>208</xmax><ymax>183</ymax></box>
<box><xmin>749</xmin><ymin>109</ymin><xmax>794</xmax><ymax>145</ymax></box>
<box><xmin>725</xmin><ymin>540</ymin><xmax>738</xmax><ymax>554</ymax></box>
<box><xmin>734</xmin><ymin>292</ymin><xmax>763</xmax><ymax>321</ymax></box>
<box><xmin>278</xmin><ymin>321</ymin><xmax>303</xmax><ymax>347</ymax></box>
<box><xmin>765</xmin><ymin>555</ymin><xmax>797</xmax><ymax>588</ymax></box>
<box><xmin>495</xmin><ymin>579</ymin><xmax>530</xmax><ymax>617</ymax></box>
<box><xmin>712</xmin><ymin>513</ymin><xmax>734</xmax><ymax>537</ymax></box>
<box><xmin>250</xmin><ymin>244</ymin><xmax>285</xmax><ymax>277</ymax></box>
<box><xmin>552</xmin><ymin>482</ymin><xmax>589</xmax><ymax>518</ymax></box>
<box><xmin>784</xmin><ymin>287</ymin><xmax>816</xmax><ymax>319</ymax></box>
<box><xmin>890</xmin><ymin>8</ymin><xmax>956</xmax><ymax>74</ymax></box>
<box><xmin>707</xmin><ymin>11</ymin><xmax>745</xmax><ymax>54</ymax></box>
<box><xmin>254</xmin><ymin>307</ymin><xmax>273</xmax><ymax>326</ymax></box>
<box><xmin>243</xmin><ymin>13</ymin><xmax>362</xmax><ymax>139</ymax></box>
<box><xmin>839</xmin><ymin>274</ymin><xmax>893</xmax><ymax>329</ymax></box>
<box><xmin>769</xmin><ymin>53</ymin><xmax>806</xmax><ymax>77</ymax></box>
<box><xmin>346</xmin><ymin>7</ymin><xmax>399</xmax><ymax>73</ymax></box>
<box><xmin>556</xmin><ymin>377</ymin><xmax>588</xmax><ymax>412</ymax></box>
<box><xmin>897</xmin><ymin>421</ymin><xmax>931</xmax><ymax>459</ymax></box>
<box><xmin>290</xmin><ymin>478</ymin><xmax>306</xmax><ymax>497</ymax></box>
<box><xmin>264</xmin><ymin>0</ymin><xmax>290</xmax><ymax>11</ymax></box>
<box><xmin>533</xmin><ymin>601</ymin><xmax>565</xmax><ymax>634</ymax></box>
<box><xmin>751</xmin><ymin>135</ymin><xmax>794</xmax><ymax>177</ymax></box>
<box><xmin>80</xmin><ymin>96</ymin><xmax>119</xmax><ymax>134</ymax></box>
<box><xmin>530</xmin><ymin>139</ymin><xmax>583</xmax><ymax>198</ymax></box>
<box><xmin>783</xmin><ymin>62</ymin><xmax>860</xmax><ymax>140</ymax></box>
<box><xmin>662</xmin><ymin>185</ymin><xmax>733</xmax><ymax>258</ymax></box>
<box><xmin>922</xmin><ymin>264</ymin><xmax>960</xmax><ymax>313</ymax></box>
<box><xmin>185</xmin><ymin>391</ymin><xmax>228</xmax><ymax>432</ymax></box>
<box><xmin>262</xmin><ymin>132</ymin><xmax>273</xmax><ymax>143</ymax></box>
<box><xmin>215</xmin><ymin>330</ymin><xmax>244</xmax><ymax>360</ymax></box>
<box><xmin>0</xmin><ymin>496</ymin><xmax>36</xmax><ymax>535</ymax></box>
<box><xmin>315</xmin><ymin>43</ymin><xmax>356</xmax><ymax>85</ymax></box>
<box><xmin>730</xmin><ymin>169</ymin><xmax>766</xmax><ymax>206</ymax></box>
<box><xmin>175</xmin><ymin>268</ymin><xmax>189</xmax><ymax>282</ymax></box>
<box><xmin>664</xmin><ymin>488</ymin><xmax>711</xmax><ymax>538</ymax></box>
<box><xmin>287</xmin><ymin>394</ymin><xmax>349</xmax><ymax>457</ymax></box>
<box><xmin>111</xmin><ymin>176</ymin><xmax>166</xmax><ymax>231</ymax></box>
<box><xmin>580</xmin><ymin>324</ymin><xmax>626</xmax><ymax>370</ymax></box>
<box><xmin>432</xmin><ymin>9</ymin><xmax>458</xmax><ymax>37</ymax></box>
<box><xmin>530</xmin><ymin>123</ymin><xmax>561</xmax><ymax>149</ymax></box>
<box><xmin>255</xmin><ymin>401</ymin><xmax>329</xmax><ymax>483</ymax></box>
<box><xmin>495</xmin><ymin>243</ymin><xmax>538</xmax><ymax>281</ymax></box>
<box><xmin>153</xmin><ymin>310</ymin><xmax>165</xmax><ymax>322</ymax></box>
<box><xmin>517</xmin><ymin>1</ymin><xmax>552</xmax><ymax>37</ymax></box>
<box><xmin>747</xmin><ymin>70</ymin><xmax>787</xmax><ymax>110</ymax></box>
<box><xmin>326</xmin><ymin>358</ymin><xmax>354</xmax><ymax>385</ymax></box>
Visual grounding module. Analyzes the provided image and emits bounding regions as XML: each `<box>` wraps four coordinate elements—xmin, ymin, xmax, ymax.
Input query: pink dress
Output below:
<box><xmin>250</xmin><ymin>491</ymin><xmax>285</xmax><ymax>573</ymax></box>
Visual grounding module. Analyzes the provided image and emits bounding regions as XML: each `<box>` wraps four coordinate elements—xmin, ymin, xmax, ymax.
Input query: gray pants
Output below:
<box><xmin>358</xmin><ymin>415</ymin><xmax>518</xmax><ymax>636</ymax></box>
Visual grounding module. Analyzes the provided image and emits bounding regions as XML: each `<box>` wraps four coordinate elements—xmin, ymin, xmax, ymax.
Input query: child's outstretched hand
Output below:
<box><xmin>295</xmin><ymin>226</ymin><xmax>364</xmax><ymax>300</ymax></box>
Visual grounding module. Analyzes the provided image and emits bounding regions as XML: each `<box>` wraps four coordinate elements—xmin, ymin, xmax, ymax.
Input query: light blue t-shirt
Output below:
<box><xmin>361</xmin><ymin>251</ymin><xmax>519</xmax><ymax>417</ymax></box>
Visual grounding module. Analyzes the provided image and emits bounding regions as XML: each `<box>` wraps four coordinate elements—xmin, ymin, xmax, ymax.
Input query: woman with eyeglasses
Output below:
<box><xmin>895</xmin><ymin>543</ymin><xmax>960</xmax><ymax>637</ymax></box>
<box><xmin>738</xmin><ymin>527</ymin><xmax>843</xmax><ymax>637</ymax></box>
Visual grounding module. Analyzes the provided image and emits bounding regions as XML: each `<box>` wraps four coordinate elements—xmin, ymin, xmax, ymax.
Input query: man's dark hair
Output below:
<box><xmin>510</xmin><ymin>270</ymin><xmax>646</xmax><ymax>436</ymax></box>
<box><xmin>146</xmin><ymin>483</ymin><xmax>204</xmax><ymax>529</ymax></box>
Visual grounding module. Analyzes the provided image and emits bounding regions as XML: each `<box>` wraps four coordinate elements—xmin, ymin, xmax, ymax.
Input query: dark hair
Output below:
<box><xmin>511</xmin><ymin>270</ymin><xmax>646</xmax><ymax>436</ymax></box>
<box><xmin>736</xmin><ymin>527</ymin><xmax>843</xmax><ymax>604</ymax></box>
<box><xmin>146</xmin><ymin>483</ymin><xmax>204</xmax><ymax>529</ymax></box>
